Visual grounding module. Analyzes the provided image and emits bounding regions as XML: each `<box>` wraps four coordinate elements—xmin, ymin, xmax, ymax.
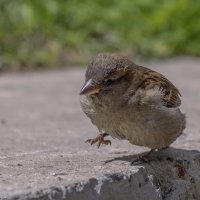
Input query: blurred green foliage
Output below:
<box><xmin>0</xmin><ymin>0</ymin><xmax>200</xmax><ymax>71</ymax></box>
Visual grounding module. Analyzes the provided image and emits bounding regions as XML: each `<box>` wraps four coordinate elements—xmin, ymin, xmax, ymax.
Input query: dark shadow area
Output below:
<box><xmin>104</xmin><ymin>147</ymin><xmax>200</xmax><ymax>165</ymax></box>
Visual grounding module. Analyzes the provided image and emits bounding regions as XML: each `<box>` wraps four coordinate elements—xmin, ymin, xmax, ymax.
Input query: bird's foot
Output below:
<box><xmin>131</xmin><ymin>149</ymin><xmax>155</xmax><ymax>165</ymax></box>
<box><xmin>85</xmin><ymin>133</ymin><xmax>111</xmax><ymax>148</ymax></box>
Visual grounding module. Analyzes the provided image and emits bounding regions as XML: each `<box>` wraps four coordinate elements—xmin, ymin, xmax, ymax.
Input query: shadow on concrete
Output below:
<box><xmin>104</xmin><ymin>147</ymin><xmax>200</xmax><ymax>165</ymax></box>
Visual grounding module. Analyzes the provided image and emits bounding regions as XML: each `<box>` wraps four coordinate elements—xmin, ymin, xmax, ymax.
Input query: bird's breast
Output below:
<box><xmin>80</xmin><ymin>95</ymin><xmax>185</xmax><ymax>148</ymax></box>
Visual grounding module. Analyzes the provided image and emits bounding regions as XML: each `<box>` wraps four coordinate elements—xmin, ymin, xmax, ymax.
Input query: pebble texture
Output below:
<box><xmin>0</xmin><ymin>58</ymin><xmax>200</xmax><ymax>200</ymax></box>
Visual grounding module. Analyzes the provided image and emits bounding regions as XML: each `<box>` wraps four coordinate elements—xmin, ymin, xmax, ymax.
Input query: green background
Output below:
<box><xmin>1</xmin><ymin>0</ymin><xmax>200</xmax><ymax>71</ymax></box>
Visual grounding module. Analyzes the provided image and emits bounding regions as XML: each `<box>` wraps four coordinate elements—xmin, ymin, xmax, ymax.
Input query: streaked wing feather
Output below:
<box><xmin>140</xmin><ymin>67</ymin><xmax>181</xmax><ymax>108</ymax></box>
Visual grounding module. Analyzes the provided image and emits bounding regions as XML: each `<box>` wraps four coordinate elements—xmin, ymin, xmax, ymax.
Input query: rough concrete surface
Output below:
<box><xmin>0</xmin><ymin>57</ymin><xmax>200</xmax><ymax>200</ymax></box>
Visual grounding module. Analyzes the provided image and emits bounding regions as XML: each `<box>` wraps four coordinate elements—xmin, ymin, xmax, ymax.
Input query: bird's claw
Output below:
<box><xmin>131</xmin><ymin>155</ymin><xmax>152</xmax><ymax>165</ymax></box>
<box><xmin>131</xmin><ymin>149</ymin><xmax>155</xmax><ymax>165</ymax></box>
<box><xmin>97</xmin><ymin>139</ymin><xmax>111</xmax><ymax>148</ymax></box>
<box><xmin>85</xmin><ymin>138</ymin><xmax>97</xmax><ymax>146</ymax></box>
<box><xmin>85</xmin><ymin>133</ymin><xmax>111</xmax><ymax>148</ymax></box>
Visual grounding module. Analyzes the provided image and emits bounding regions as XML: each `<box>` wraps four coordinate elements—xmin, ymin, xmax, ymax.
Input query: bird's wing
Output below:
<box><xmin>138</xmin><ymin>67</ymin><xmax>181</xmax><ymax>108</ymax></box>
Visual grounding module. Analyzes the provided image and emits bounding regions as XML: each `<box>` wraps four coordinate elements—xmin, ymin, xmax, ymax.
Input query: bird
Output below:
<box><xmin>80</xmin><ymin>53</ymin><xmax>186</xmax><ymax>162</ymax></box>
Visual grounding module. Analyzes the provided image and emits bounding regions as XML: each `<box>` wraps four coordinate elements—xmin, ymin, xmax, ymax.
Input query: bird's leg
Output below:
<box><xmin>131</xmin><ymin>149</ymin><xmax>155</xmax><ymax>165</ymax></box>
<box><xmin>85</xmin><ymin>133</ymin><xmax>111</xmax><ymax>148</ymax></box>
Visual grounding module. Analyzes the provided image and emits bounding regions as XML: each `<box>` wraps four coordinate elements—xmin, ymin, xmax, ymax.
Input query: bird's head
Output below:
<box><xmin>80</xmin><ymin>53</ymin><xmax>134</xmax><ymax>96</ymax></box>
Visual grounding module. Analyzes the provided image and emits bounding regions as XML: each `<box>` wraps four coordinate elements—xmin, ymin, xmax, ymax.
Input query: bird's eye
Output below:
<box><xmin>105</xmin><ymin>79</ymin><xmax>113</xmax><ymax>85</ymax></box>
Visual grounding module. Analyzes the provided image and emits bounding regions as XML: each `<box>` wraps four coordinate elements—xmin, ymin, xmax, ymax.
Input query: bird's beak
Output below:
<box><xmin>80</xmin><ymin>79</ymin><xmax>101</xmax><ymax>95</ymax></box>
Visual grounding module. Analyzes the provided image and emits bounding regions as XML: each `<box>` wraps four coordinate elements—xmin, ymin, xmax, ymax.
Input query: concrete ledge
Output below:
<box><xmin>0</xmin><ymin>61</ymin><xmax>200</xmax><ymax>200</ymax></box>
<box><xmin>1</xmin><ymin>148</ymin><xmax>200</xmax><ymax>200</ymax></box>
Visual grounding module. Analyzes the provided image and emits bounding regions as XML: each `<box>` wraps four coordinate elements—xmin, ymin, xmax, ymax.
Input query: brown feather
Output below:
<box><xmin>137</xmin><ymin>66</ymin><xmax>181</xmax><ymax>108</ymax></box>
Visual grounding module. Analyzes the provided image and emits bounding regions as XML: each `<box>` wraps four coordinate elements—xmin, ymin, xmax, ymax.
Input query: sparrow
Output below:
<box><xmin>80</xmin><ymin>53</ymin><xmax>186</xmax><ymax>162</ymax></box>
